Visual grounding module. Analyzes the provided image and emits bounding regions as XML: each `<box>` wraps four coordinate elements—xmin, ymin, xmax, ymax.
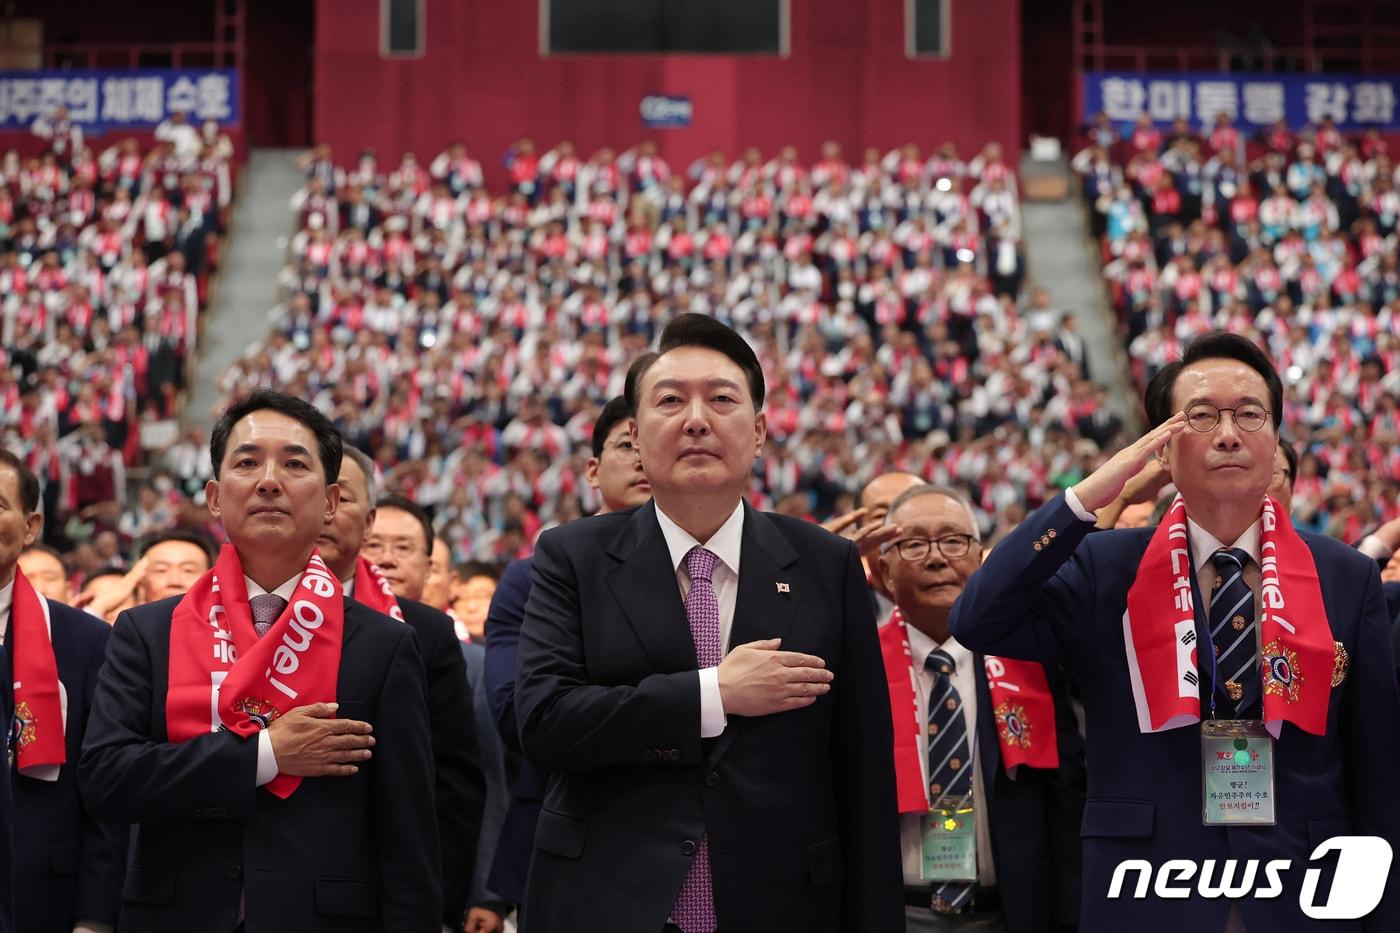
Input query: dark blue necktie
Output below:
<box><xmin>925</xmin><ymin>648</ymin><xmax>974</xmax><ymax>912</ymax></box>
<box><xmin>1209</xmin><ymin>548</ymin><xmax>1260</xmax><ymax>717</ymax></box>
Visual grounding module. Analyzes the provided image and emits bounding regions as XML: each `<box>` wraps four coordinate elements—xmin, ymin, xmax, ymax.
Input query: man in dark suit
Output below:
<box><xmin>482</xmin><ymin>394</ymin><xmax>654</xmax><ymax>914</ymax></box>
<box><xmin>877</xmin><ymin>484</ymin><xmax>1084</xmax><ymax>932</ymax></box>
<box><xmin>0</xmin><ymin>450</ymin><xmax>125</xmax><ymax>933</ymax></box>
<box><xmin>952</xmin><ymin>332</ymin><xmax>1400</xmax><ymax>932</ymax></box>
<box><xmin>516</xmin><ymin>314</ymin><xmax>904</xmax><ymax>933</ymax></box>
<box><xmin>315</xmin><ymin>446</ymin><xmax>493</xmax><ymax>933</ymax></box>
<box><xmin>79</xmin><ymin>389</ymin><xmax>440</xmax><ymax>932</ymax></box>
<box><xmin>0</xmin><ymin>642</ymin><xmax>12</xmax><ymax>933</ymax></box>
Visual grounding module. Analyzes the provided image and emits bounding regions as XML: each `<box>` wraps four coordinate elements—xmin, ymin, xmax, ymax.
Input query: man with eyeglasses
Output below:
<box><xmin>876</xmin><ymin>485</ymin><xmax>1085</xmax><ymax>932</ymax></box>
<box><xmin>952</xmin><ymin>332</ymin><xmax>1400</xmax><ymax>932</ymax></box>
<box><xmin>318</xmin><ymin>455</ymin><xmax>494</xmax><ymax>933</ymax></box>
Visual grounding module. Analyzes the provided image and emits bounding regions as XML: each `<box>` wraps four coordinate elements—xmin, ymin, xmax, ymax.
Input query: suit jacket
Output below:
<box><xmin>0</xmin><ymin>644</ymin><xmax>13</xmax><ymax>933</ymax></box>
<box><xmin>460</xmin><ymin>639</ymin><xmax>509</xmax><ymax>907</ymax></box>
<box><xmin>515</xmin><ymin>502</ymin><xmax>904</xmax><ymax>933</ymax></box>
<box><xmin>78</xmin><ymin>594</ymin><xmax>441</xmax><ymax>933</ymax></box>
<box><xmin>481</xmin><ymin>556</ymin><xmax>543</xmax><ymax>906</ymax></box>
<box><xmin>951</xmin><ymin>493</ymin><xmax>1400</xmax><ymax>932</ymax></box>
<box><xmin>969</xmin><ymin>657</ymin><xmax>1086</xmax><ymax>933</ymax></box>
<box><xmin>7</xmin><ymin>599</ymin><xmax>126</xmax><ymax>933</ymax></box>
<box><xmin>396</xmin><ymin>596</ymin><xmax>487</xmax><ymax>928</ymax></box>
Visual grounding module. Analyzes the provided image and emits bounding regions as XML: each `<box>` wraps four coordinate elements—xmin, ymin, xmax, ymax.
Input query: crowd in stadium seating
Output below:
<box><xmin>1</xmin><ymin>108</ymin><xmax>234</xmax><ymax>557</ymax></box>
<box><xmin>204</xmin><ymin>136</ymin><xmax>1118</xmax><ymax>564</ymax></box>
<box><xmin>1075</xmin><ymin>113</ymin><xmax>1400</xmax><ymax>540</ymax></box>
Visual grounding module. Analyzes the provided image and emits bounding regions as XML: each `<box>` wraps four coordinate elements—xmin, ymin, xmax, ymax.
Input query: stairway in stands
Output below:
<box><xmin>187</xmin><ymin>148</ymin><xmax>304</xmax><ymax>427</ymax></box>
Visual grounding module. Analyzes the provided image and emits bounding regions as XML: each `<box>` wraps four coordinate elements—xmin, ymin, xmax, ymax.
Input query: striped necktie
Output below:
<box><xmin>925</xmin><ymin>648</ymin><xmax>974</xmax><ymax>913</ymax></box>
<box><xmin>1209</xmin><ymin>548</ymin><xmax>1260</xmax><ymax>717</ymax></box>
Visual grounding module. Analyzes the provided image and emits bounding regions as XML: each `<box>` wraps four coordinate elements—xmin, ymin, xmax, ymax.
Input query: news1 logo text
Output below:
<box><xmin>1108</xmin><ymin>837</ymin><xmax>1392</xmax><ymax>920</ymax></box>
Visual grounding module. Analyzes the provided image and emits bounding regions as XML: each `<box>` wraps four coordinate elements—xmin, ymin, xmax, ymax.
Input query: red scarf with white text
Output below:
<box><xmin>9</xmin><ymin>568</ymin><xmax>66</xmax><ymax>778</ymax></box>
<box><xmin>879</xmin><ymin>609</ymin><xmax>1059</xmax><ymax>814</ymax></box>
<box><xmin>352</xmin><ymin>556</ymin><xmax>405</xmax><ymax>622</ymax></box>
<box><xmin>166</xmin><ymin>545</ymin><xmax>344</xmax><ymax>798</ymax></box>
<box><xmin>1123</xmin><ymin>495</ymin><xmax>1332</xmax><ymax>736</ymax></box>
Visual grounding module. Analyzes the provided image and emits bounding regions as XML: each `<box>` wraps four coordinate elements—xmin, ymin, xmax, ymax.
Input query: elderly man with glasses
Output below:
<box><xmin>874</xmin><ymin>484</ymin><xmax>1085</xmax><ymax>933</ymax></box>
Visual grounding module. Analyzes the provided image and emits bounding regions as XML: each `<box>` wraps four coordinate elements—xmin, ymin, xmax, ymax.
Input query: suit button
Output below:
<box><xmin>705</xmin><ymin>772</ymin><xmax>720</xmax><ymax>787</ymax></box>
<box><xmin>667</xmin><ymin>749</ymin><xmax>680</xmax><ymax>761</ymax></box>
<box><xmin>681</xmin><ymin>840</ymin><xmax>697</xmax><ymax>856</ymax></box>
<box><xmin>228</xmin><ymin>866</ymin><xmax>242</xmax><ymax>880</ymax></box>
<box><xmin>643</xmin><ymin>750</ymin><xmax>657</xmax><ymax>762</ymax></box>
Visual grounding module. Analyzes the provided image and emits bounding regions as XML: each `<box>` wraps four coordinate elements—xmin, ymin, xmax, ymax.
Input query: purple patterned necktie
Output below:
<box><xmin>672</xmin><ymin>546</ymin><xmax>720</xmax><ymax>933</ymax></box>
<box><xmin>249</xmin><ymin>593</ymin><xmax>285</xmax><ymax>638</ymax></box>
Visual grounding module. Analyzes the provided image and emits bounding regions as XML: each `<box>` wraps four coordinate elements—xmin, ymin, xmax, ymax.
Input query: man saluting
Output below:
<box><xmin>80</xmin><ymin>389</ymin><xmax>440</xmax><ymax>932</ymax></box>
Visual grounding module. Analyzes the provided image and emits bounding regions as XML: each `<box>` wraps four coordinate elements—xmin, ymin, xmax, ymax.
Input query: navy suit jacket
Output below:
<box><xmin>79</xmin><ymin>594</ymin><xmax>441</xmax><ymax>933</ymax></box>
<box><xmin>6</xmin><ymin>599</ymin><xmax>126</xmax><ymax>932</ymax></box>
<box><xmin>951</xmin><ymin>494</ymin><xmax>1400</xmax><ymax>933</ymax></box>
<box><xmin>515</xmin><ymin>502</ymin><xmax>904</xmax><ymax>933</ymax></box>
<box><xmin>460</xmin><ymin>639</ymin><xmax>509</xmax><ymax>907</ymax></box>
<box><xmin>395</xmin><ymin>596</ymin><xmax>487</xmax><ymax>928</ymax></box>
<box><xmin>967</xmin><ymin>657</ymin><xmax>1086</xmax><ymax>933</ymax></box>
<box><xmin>481</xmin><ymin>556</ymin><xmax>541</xmax><ymax>906</ymax></box>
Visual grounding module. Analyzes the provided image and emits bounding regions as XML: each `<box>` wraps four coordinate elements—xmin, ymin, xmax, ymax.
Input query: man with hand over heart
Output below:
<box><xmin>952</xmin><ymin>332</ymin><xmax>1400</xmax><ymax>932</ymax></box>
<box><xmin>80</xmin><ymin>389</ymin><xmax>439</xmax><ymax>933</ymax></box>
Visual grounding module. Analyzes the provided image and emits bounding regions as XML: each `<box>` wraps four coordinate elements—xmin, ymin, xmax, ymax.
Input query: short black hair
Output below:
<box><xmin>209</xmin><ymin>389</ymin><xmax>343</xmax><ymax>484</ymax></box>
<box><xmin>375</xmin><ymin>493</ymin><xmax>434</xmax><ymax>554</ymax></box>
<box><xmin>0</xmin><ymin>449</ymin><xmax>40</xmax><ymax>513</ymax></box>
<box><xmin>139</xmin><ymin>528</ymin><xmax>219</xmax><ymax>568</ymax></box>
<box><xmin>591</xmin><ymin>396</ymin><xmax>634</xmax><ymax>458</ymax></box>
<box><xmin>1144</xmin><ymin>332</ymin><xmax>1283</xmax><ymax>430</ymax></box>
<box><xmin>624</xmin><ymin>314</ymin><xmax>766</xmax><ymax>411</ymax></box>
<box><xmin>454</xmin><ymin>559</ymin><xmax>501</xmax><ymax>583</ymax></box>
<box><xmin>1278</xmin><ymin>436</ymin><xmax>1299</xmax><ymax>489</ymax></box>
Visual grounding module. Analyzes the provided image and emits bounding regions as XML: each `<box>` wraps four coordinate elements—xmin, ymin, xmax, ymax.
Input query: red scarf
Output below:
<box><xmin>166</xmin><ymin>545</ymin><xmax>344</xmax><ymax>798</ymax></box>
<box><xmin>10</xmin><ymin>568</ymin><xmax>66</xmax><ymax>780</ymax></box>
<box><xmin>879</xmin><ymin>609</ymin><xmax>1059</xmax><ymax>814</ymax></box>
<box><xmin>352</xmin><ymin>556</ymin><xmax>405</xmax><ymax>622</ymax></box>
<box><xmin>1123</xmin><ymin>495</ymin><xmax>1332</xmax><ymax>737</ymax></box>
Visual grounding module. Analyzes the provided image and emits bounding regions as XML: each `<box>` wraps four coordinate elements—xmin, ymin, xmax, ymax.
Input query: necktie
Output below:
<box><xmin>925</xmin><ymin>648</ymin><xmax>975</xmax><ymax>913</ymax></box>
<box><xmin>671</xmin><ymin>546</ymin><xmax>720</xmax><ymax>933</ymax></box>
<box><xmin>249</xmin><ymin>594</ymin><xmax>286</xmax><ymax>638</ymax></box>
<box><xmin>1209</xmin><ymin>548</ymin><xmax>1260</xmax><ymax>717</ymax></box>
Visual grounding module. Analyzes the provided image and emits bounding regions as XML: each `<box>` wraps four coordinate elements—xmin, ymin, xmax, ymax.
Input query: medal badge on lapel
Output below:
<box><xmin>1331</xmin><ymin>640</ymin><xmax>1349</xmax><ymax>687</ymax></box>
<box><xmin>994</xmin><ymin>701</ymin><xmax>1033</xmax><ymax>750</ymax></box>
<box><xmin>1261</xmin><ymin>639</ymin><xmax>1303</xmax><ymax>704</ymax></box>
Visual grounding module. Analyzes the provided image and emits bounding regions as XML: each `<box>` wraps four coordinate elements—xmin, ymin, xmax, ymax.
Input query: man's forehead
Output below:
<box><xmin>1173</xmin><ymin>358</ymin><xmax>1269</xmax><ymax>403</ymax></box>
<box><xmin>337</xmin><ymin>457</ymin><xmax>370</xmax><ymax>496</ymax></box>
<box><xmin>890</xmin><ymin>493</ymin><xmax>975</xmax><ymax>532</ymax></box>
<box><xmin>866</xmin><ymin>473</ymin><xmax>922</xmax><ymax>507</ymax></box>
<box><xmin>18</xmin><ymin>551</ymin><xmax>63</xmax><ymax>574</ymax></box>
<box><xmin>228</xmin><ymin>410</ymin><xmax>320</xmax><ymax>455</ymax></box>
<box><xmin>146</xmin><ymin>540</ymin><xmax>210</xmax><ymax>567</ymax></box>
<box><xmin>644</xmin><ymin>346</ymin><xmax>749</xmax><ymax>394</ymax></box>
<box><xmin>371</xmin><ymin>508</ymin><xmax>426</xmax><ymax>543</ymax></box>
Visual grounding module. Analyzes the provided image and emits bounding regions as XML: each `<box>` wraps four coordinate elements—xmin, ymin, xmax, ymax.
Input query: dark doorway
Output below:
<box><xmin>244</xmin><ymin>0</ymin><xmax>315</xmax><ymax>147</ymax></box>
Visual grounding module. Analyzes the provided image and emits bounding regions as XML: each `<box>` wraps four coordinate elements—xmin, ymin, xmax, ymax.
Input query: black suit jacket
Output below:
<box><xmin>7</xmin><ymin>599</ymin><xmax>126</xmax><ymax>932</ymax></box>
<box><xmin>515</xmin><ymin>502</ymin><xmax>904</xmax><ymax>933</ymax></box>
<box><xmin>970</xmin><ymin>657</ymin><xmax>1086</xmax><ymax>933</ymax></box>
<box><xmin>395</xmin><ymin>596</ymin><xmax>487</xmax><ymax>927</ymax></box>
<box><xmin>0</xmin><ymin>643</ymin><xmax>13</xmax><ymax>933</ymax></box>
<box><xmin>482</xmin><ymin>556</ymin><xmax>542</xmax><ymax>906</ymax></box>
<box><xmin>79</xmin><ymin>595</ymin><xmax>441</xmax><ymax>933</ymax></box>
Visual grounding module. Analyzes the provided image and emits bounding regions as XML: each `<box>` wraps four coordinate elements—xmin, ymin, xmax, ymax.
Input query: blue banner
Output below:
<box><xmin>640</xmin><ymin>94</ymin><xmax>693</xmax><ymax>129</ymax></box>
<box><xmin>1082</xmin><ymin>71</ymin><xmax>1400</xmax><ymax>133</ymax></box>
<box><xmin>0</xmin><ymin>69</ymin><xmax>239</xmax><ymax>133</ymax></box>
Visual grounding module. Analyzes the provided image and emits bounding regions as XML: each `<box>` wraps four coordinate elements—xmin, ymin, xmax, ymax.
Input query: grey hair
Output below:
<box><xmin>880</xmin><ymin>484</ymin><xmax>982</xmax><ymax>552</ymax></box>
<box><xmin>341</xmin><ymin>444</ymin><xmax>378</xmax><ymax>503</ymax></box>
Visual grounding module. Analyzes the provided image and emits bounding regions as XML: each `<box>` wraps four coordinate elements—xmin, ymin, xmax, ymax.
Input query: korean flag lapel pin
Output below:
<box><xmin>775</xmin><ymin>581</ymin><xmax>791</xmax><ymax>595</ymax></box>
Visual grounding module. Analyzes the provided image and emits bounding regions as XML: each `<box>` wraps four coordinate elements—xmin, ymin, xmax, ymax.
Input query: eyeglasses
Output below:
<box><xmin>1183</xmin><ymin>403</ymin><xmax>1271</xmax><ymax>434</ymax></box>
<box><xmin>891</xmin><ymin>534</ymin><xmax>977</xmax><ymax>562</ymax></box>
<box><xmin>362</xmin><ymin>539</ymin><xmax>427</xmax><ymax>560</ymax></box>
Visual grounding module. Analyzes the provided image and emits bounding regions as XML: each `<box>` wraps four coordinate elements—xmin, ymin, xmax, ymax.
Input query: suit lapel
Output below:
<box><xmin>605</xmin><ymin>502</ymin><xmax>695</xmax><ymax>673</ymax></box>
<box><xmin>709</xmin><ymin>504</ymin><xmax>800</xmax><ymax>767</ymax></box>
<box><xmin>340</xmin><ymin>598</ymin><xmax>365</xmax><ymax>653</ymax></box>
<box><xmin>972</xmin><ymin>657</ymin><xmax>1003</xmax><ymax>790</ymax></box>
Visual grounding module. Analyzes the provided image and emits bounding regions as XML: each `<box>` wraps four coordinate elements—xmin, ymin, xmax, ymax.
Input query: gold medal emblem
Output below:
<box><xmin>1232</xmin><ymin>614</ymin><xmax>1247</xmax><ymax>631</ymax></box>
<box><xmin>948</xmin><ymin>757</ymin><xmax>961</xmax><ymax>770</ymax></box>
<box><xmin>929</xmin><ymin>782</ymin><xmax>943</xmax><ymax>796</ymax></box>
<box><xmin>1212</xmin><ymin>575</ymin><xmax>1223</xmax><ymax>591</ymax></box>
<box><xmin>1226</xmin><ymin>680</ymin><xmax>1243</xmax><ymax>702</ymax></box>
<box><xmin>928</xmin><ymin>722</ymin><xmax>940</xmax><ymax>735</ymax></box>
<box><xmin>1332</xmin><ymin>641</ymin><xmax>1350</xmax><ymax>688</ymax></box>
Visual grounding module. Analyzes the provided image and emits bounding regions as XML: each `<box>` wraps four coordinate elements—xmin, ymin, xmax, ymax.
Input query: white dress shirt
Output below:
<box><xmin>244</xmin><ymin>573</ymin><xmax>302</xmax><ymax>787</ymax></box>
<box><xmin>653</xmin><ymin>501</ymin><xmax>746</xmax><ymax>739</ymax></box>
<box><xmin>898</xmin><ymin>624</ymin><xmax>998</xmax><ymax>888</ymax></box>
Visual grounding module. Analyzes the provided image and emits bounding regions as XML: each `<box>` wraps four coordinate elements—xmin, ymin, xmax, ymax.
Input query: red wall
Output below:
<box><xmin>313</xmin><ymin>0</ymin><xmax>1021</xmax><ymax>182</ymax></box>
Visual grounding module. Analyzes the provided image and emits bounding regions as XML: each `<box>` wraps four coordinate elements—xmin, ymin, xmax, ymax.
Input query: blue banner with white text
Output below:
<box><xmin>1082</xmin><ymin>71</ymin><xmax>1400</xmax><ymax>133</ymax></box>
<box><xmin>0</xmin><ymin>68</ymin><xmax>239</xmax><ymax>133</ymax></box>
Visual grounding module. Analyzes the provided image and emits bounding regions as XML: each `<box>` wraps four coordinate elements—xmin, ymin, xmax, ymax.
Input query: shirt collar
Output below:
<box><xmin>0</xmin><ymin>578</ymin><xmax>12</xmax><ymax>636</ymax></box>
<box><xmin>1187</xmin><ymin>517</ymin><xmax>1262</xmax><ymax>573</ymax></box>
<box><xmin>654</xmin><ymin>500</ymin><xmax>745</xmax><ymax>578</ymax></box>
<box><xmin>245</xmin><ymin>573</ymin><xmax>303</xmax><ymax>602</ymax></box>
<box><xmin>903</xmin><ymin>619</ymin><xmax>972</xmax><ymax>674</ymax></box>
